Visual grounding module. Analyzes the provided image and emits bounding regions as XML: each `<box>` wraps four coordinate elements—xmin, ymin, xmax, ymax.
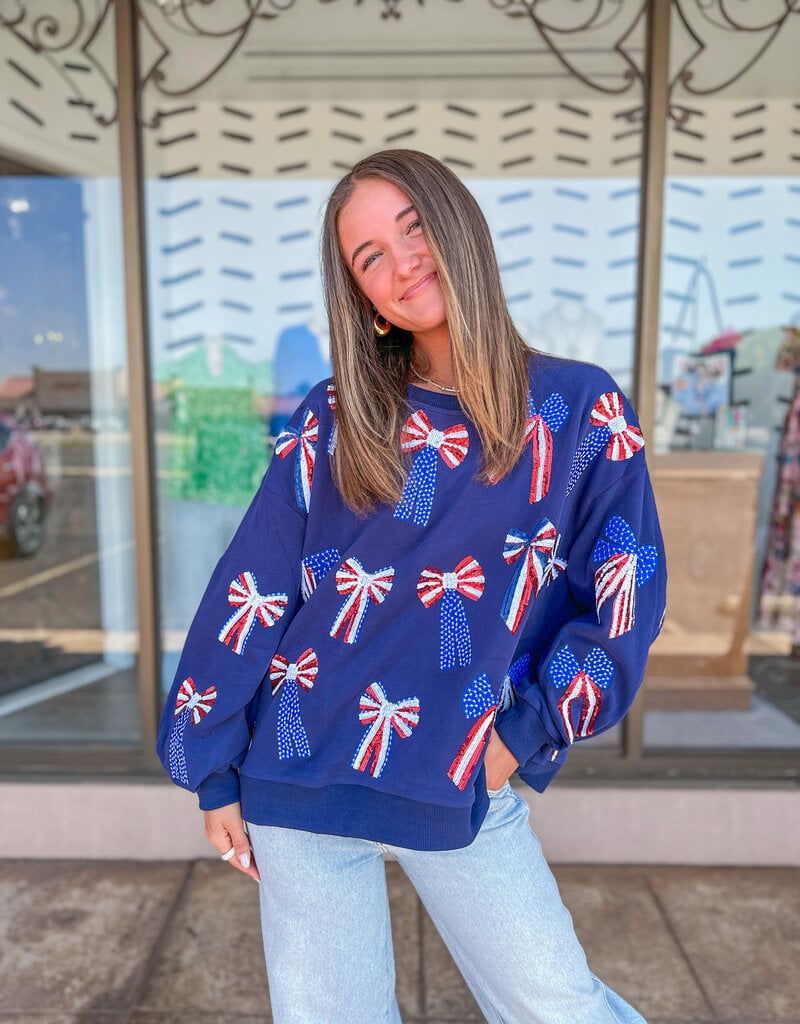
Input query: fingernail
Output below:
<box><xmin>239</xmin><ymin>852</ymin><xmax>251</xmax><ymax>869</ymax></box>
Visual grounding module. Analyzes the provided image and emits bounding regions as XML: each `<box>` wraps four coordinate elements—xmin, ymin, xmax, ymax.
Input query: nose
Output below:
<box><xmin>395</xmin><ymin>237</ymin><xmax>423</xmax><ymax>278</ymax></box>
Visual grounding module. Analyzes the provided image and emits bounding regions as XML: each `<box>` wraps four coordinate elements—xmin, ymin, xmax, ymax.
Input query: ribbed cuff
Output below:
<box><xmin>197</xmin><ymin>768</ymin><xmax>241</xmax><ymax>811</ymax></box>
<box><xmin>494</xmin><ymin>698</ymin><xmax>554</xmax><ymax>768</ymax></box>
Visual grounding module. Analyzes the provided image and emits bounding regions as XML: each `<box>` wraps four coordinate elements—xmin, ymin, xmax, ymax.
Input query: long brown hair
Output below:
<box><xmin>321</xmin><ymin>149</ymin><xmax>532</xmax><ymax>513</ymax></box>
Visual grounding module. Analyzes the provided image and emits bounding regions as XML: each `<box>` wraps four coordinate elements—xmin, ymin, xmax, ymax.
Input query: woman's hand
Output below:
<box><xmin>484</xmin><ymin>730</ymin><xmax>519</xmax><ymax>791</ymax></box>
<box><xmin>204</xmin><ymin>802</ymin><xmax>261</xmax><ymax>882</ymax></box>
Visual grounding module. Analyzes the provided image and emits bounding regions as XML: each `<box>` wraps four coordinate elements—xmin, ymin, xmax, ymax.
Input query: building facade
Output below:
<box><xmin>0</xmin><ymin>0</ymin><xmax>798</xmax><ymax>863</ymax></box>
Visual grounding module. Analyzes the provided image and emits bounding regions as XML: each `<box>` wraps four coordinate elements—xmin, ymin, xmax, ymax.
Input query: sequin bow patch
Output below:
<box><xmin>417</xmin><ymin>556</ymin><xmax>485</xmax><ymax>670</ymax></box>
<box><xmin>167</xmin><ymin>677</ymin><xmax>217</xmax><ymax>786</ymax></box>
<box><xmin>567</xmin><ymin>391</ymin><xmax>644</xmax><ymax>495</ymax></box>
<box><xmin>330</xmin><ymin>557</ymin><xmax>395</xmax><ymax>645</ymax></box>
<box><xmin>550</xmin><ymin>645</ymin><xmax>615</xmax><ymax>744</ymax></box>
<box><xmin>275</xmin><ymin>408</ymin><xmax>319</xmax><ymax>512</ymax></box>
<box><xmin>270</xmin><ymin>648</ymin><xmax>318</xmax><ymax>760</ymax></box>
<box><xmin>592</xmin><ymin>515</ymin><xmax>658</xmax><ymax>638</ymax></box>
<box><xmin>351</xmin><ymin>682</ymin><xmax>420</xmax><ymax>779</ymax></box>
<box><xmin>394</xmin><ymin>410</ymin><xmax>470</xmax><ymax>527</ymax></box>
<box><xmin>448</xmin><ymin>673</ymin><xmax>498</xmax><ymax>791</ymax></box>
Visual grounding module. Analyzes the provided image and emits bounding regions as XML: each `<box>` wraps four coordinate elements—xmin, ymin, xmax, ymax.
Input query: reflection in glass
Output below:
<box><xmin>0</xmin><ymin>173</ymin><xmax>139</xmax><ymax>743</ymax></box>
<box><xmin>646</xmin><ymin>4</ymin><xmax>800</xmax><ymax>752</ymax></box>
<box><xmin>137</xmin><ymin>4</ymin><xmax>649</xmax><ymax>769</ymax></box>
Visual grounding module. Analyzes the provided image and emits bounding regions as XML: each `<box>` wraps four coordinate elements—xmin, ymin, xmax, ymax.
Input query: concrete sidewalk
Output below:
<box><xmin>0</xmin><ymin>859</ymin><xmax>797</xmax><ymax>1024</ymax></box>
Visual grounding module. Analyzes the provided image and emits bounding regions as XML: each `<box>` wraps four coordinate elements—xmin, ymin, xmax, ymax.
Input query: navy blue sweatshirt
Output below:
<box><xmin>156</xmin><ymin>354</ymin><xmax>667</xmax><ymax>851</ymax></box>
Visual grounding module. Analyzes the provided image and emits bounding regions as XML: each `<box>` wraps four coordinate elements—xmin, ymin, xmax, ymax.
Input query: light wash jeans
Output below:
<box><xmin>247</xmin><ymin>783</ymin><xmax>647</xmax><ymax>1024</ymax></box>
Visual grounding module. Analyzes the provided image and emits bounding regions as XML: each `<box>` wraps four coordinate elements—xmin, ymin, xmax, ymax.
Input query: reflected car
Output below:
<box><xmin>0</xmin><ymin>417</ymin><xmax>52</xmax><ymax>556</ymax></box>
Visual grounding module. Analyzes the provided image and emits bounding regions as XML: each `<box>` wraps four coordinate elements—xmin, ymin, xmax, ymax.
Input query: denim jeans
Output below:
<box><xmin>247</xmin><ymin>784</ymin><xmax>647</xmax><ymax>1024</ymax></box>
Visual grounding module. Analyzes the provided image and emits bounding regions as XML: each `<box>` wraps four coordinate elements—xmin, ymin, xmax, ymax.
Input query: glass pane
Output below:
<box><xmin>0</xmin><ymin>7</ymin><xmax>139</xmax><ymax>745</ymax></box>
<box><xmin>646</xmin><ymin>5</ymin><xmax>800</xmax><ymax>753</ymax></box>
<box><xmin>140</xmin><ymin>1</ymin><xmax>650</xmax><ymax>761</ymax></box>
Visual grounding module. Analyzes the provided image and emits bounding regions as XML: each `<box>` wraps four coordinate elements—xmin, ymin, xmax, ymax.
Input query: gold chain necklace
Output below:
<box><xmin>411</xmin><ymin>365</ymin><xmax>460</xmax><ymax>394</ymax></box>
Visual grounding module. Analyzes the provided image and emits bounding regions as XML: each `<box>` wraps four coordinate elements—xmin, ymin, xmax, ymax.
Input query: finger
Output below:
<box><xmin>204</xmin><ymin>811</ymin><xmax>261</xmax><ymax>881</ymax></box>
<box><xmin>217</xmin><ymin>821</ymin><xmax>260</xmax><ymax>881</ymax></box>
<box><xmin>228</xmin><ymin>821</ymin><xmax>258</xmax><ymax>877</ymax></box>
<box><xmin>205</xmin><ymin>817</ymin><xmax>238</xmax><ymax>856</ymax></box>
<box><xmin>227</xmin><ymin>843</ymin><xmax>260</xmax><ymax>882</ymax></box>
<box><xmin>238</xmin><ymin>855</ymin><xmax>261</xmax><ymax>883</ymax></box>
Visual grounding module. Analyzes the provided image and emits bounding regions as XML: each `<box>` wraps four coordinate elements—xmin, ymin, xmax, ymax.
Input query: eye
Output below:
<box><xmin>407</xmin><ymin>219</ymin><xmax>421</xmax><ymax>233</ymax></box>
<box><xmin>360</xmin><ymin>250</ymin><xmax>380</xmax><ymax>272</ymax></box>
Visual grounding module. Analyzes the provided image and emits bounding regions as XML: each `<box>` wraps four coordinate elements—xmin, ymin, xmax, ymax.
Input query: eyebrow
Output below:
<box><xmin>350</xmin><ymin>204</ymin><xmax>416</xmax><ymax>268</ymax></box>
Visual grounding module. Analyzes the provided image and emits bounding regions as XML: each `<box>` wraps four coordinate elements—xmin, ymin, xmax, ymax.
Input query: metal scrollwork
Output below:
<box><xmin>0</xmin><ymin>0</ymin><xmax>117</xmax><ymax>126</ymax></box>
<box><xmin>489</xmin><ymin>0</ymin><xmax>800</xmax><ymax>125</ymax></box>
<box><xmin>316</xmin><ymin>0</ymin><xmax>463</xmax><ymax>20</ymax></box>
<box><xmin>2</xmin><ymin>0</ymin><xmax>799</xmax><ymax>132</ymax></box>
<box><xmin>488</xmin><ymin>0</ymin><xmax>648</xmax><ymax>96</ymax></box>
<box><xmin>136</xmin><ymin>0</ymin><xmax>296</xmax><ymax>126</ymax></box>
<box><xmin>671</xmin><ymin>0</ymin><xmax>800</xmax><ymax>121</ymax></box>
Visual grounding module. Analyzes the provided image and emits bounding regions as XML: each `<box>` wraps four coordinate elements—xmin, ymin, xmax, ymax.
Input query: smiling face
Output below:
<box><xmin>336</xmin><ymin>177</ymin><xmax>449</xmax><ymax>348</ymax></box>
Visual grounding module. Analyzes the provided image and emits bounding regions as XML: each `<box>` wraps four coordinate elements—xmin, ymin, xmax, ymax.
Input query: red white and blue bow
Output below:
<box><xmin>448</xmin><ymin>673</ymin><xmax>498</xmax><ymax>791</ymax></box>
<box><xmin>275</xmin><ymin>408</ymin><xmax>319</xmax><ymax>512</ymax></box>
<box><xmin>394</xmin><ymin>410</ymin><xmax>470</xmax><ymax>527</ymax></box>
<box><xmin>592</xmin><ymin>515</ymin><xmax>658</xmax><ymax>638</ymax></box>
<box><xmin>525</xmin><ymin>392</ymin><xmax>570</xmax><ymax>504</ymax></box>
<box><xmin>498</xmin><ymin>652</ymin><xmax>531</xmax><ymax>712</ymax></box>
<box><xmin>301</xmin><ymin>547</ymin><xmax>340</xmax><ymax>602</ymax></box>
<box><xmin>330</xmin><ymin>557</ymin><xmax>395</xmax><ymax>645</ymax></box>
<box><xmin>218</xmin><ymin>571</ymin><xmax>288</xmax><ymax>655</ymax></box>
<box><xmin>174</xmin><ymin>675</ymin><xmax>218</xmax><ymax>723</ymax></box>
<box><xmin>351</xmin><ymin>682</ymin><xmax>420</xmax><ymax>779</ymax></box>
<box><xmin>417</xmin><ymin>556</ymin><xmax>485</xmax><ymax>669</ymax></box>
<box><xmin>326</xmin><ymin>382</ymin><xmax>338</xmax><ymax>455</ymax></box>
<box><xmin>549</xmin><ymin>645</ymin><xmax>615</xmax><ymax>743</ymax></box>
<box><xmin>269</xmin><ymin>648</ymin><xmax>318</xmax><ymax>760</ymax></box>
<box><xmin>501</xmin><ymin>520</ymin><xmax>566</xmax><ymax>634</ymax></box>
<box><xmin>567</xmin><ymin>391</ymin><xmax>644</xmax><ymax>495</ymax></box>
<box><xmin>168</xmin><ymin>676</ymin><xmax>218</xmax><ymax>786</ymax></box>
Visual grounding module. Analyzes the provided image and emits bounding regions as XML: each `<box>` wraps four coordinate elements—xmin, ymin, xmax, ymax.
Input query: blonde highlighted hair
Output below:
<box><xmin>321</xmin><ymin>149</ymin><xmax>532</xmax><ymax>513</ymax></box>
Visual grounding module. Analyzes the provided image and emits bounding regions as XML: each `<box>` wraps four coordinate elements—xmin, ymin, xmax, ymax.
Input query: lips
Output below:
<box><xmin>401</xmin><ymin>272</ymin><xmax>437</xmax><ymax>301</ymax></box>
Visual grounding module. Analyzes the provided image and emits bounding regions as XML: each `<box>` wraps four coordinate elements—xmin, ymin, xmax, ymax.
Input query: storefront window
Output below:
<box><xmin>3</xmin><ymin>0</ymin><xmax>796</xmax><ymax>778</ymax></box>
<box><xmin>645</xmin><ymin>4</ymin><xmax>800</xmax><ymax>754</ymax></box>
<box><xmin>0</xmin><ymin>6</ymin><xmax>140</xmax><ymax>747</ymax></box>
<box><xmin>138</xmin><ymin>3</ymin><xmax>651</xmax><ymax>768</ymax></box>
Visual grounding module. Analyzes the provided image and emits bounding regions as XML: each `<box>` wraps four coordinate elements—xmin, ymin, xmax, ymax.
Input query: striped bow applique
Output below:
<box><xmin>351</xmin><ymin>682</ymin><xmax>420</xmax><ymax>779</ymax></box>
<box><xmin>326</xmin><ymin>382</ymin><xmax>338</xmax><ymax>455</ymax></box>
<box><xmin>218</xmin><ymin>571</ymin><xmax>289</xmax><ymax>655</ymax></box>
<box><xmin>301</xmin><ymin>547</ymin><xmax>341</xmax><ymax>601</ymax></box>
<box><xmin>448</xmin><ymin>673</ymin><xmax>498</xmax><ymax>791</ymax></box>
<box><xmin>394</xmin><ymin>410</ymin><xmax>470</xmax><ymax>527</ymax></box>
<box><xmin>567</xmin><ymin>391</ymin><xmax>644</xmax><ymax>495</ymax></box>
<box><xmin>330</xmin><ymin>557</ymin><xmax>395</xmax><ymax>645</ymax></box>
<box><xmin>498</xmin><ymin>652</ymin><xmax>531</xmax><ymax>712</ymax></box>
<box><xmin>592</xmin><ymin>515</ymin><xmax>658</xmax><ymax>638</ymax></box>
<box><xmin>269</xmin><ymin>648</ymin><xmax>318</xmax><ymax>760</ymax></box>
<box><xmin>417</xmin><ymin>556</ymin><xmax>485</xmax><ymax>670</ymax></box>
<box><xmin>501</xmin><ymin>520</ymin><xmax>567</xmax><ymax>634</ymax></box>
<box><xmin>275</xmin><ymin>408</ymin><xmax>319</xmax><ymax>512</ymax></box>
<box><xmin>550</xmin><ymin>645</ymin><xmax>615</xmax><ymax>744</ymax></box>
<box><xmin>525</xmin><ymin>392</ymin><xmax>570</xmax><ymax>503</ymax></box>
<box><xmin>167</xmin><ymin>677</ymin><xmax>217</xmax><ymax>786</ymax></box>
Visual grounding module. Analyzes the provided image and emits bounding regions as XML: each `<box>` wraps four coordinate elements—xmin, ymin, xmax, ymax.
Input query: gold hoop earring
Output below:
<box><xmin>373</xmin><ymin>312</ymin><xmax>391</xmax><ymax>337</ymax></box>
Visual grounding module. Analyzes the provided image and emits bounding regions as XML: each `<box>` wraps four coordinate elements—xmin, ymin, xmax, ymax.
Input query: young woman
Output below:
<box><xmin>157</xmin><ymin>149</ymin><xmax>666</xmax><ymax>1024</ymax></box>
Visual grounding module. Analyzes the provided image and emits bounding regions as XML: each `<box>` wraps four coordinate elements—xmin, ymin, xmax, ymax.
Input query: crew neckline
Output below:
<box><xmin>406</xmin><ymin>382</ymin><xmax>462</xmax><ymax>411</ymax></box>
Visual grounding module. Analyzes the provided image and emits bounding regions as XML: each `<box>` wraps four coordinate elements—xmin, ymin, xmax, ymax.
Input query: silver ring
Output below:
<box><xmin>220</xmin><ymin>846</ymin><xmax>236</xmax><ymax>862</ymax></box>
